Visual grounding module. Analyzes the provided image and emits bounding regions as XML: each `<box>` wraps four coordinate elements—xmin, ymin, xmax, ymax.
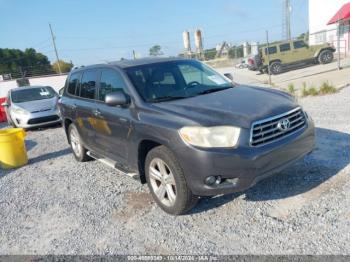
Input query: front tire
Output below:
<box><xmin>68</xmin><ymin>124</ymin><xmax>90</xmax><ymax>162</ymax></box>
<box><xmin>145</xmin><ymin>146</ymin><xmax>198</xmax><ymax>215</ymax></box>
<box><xmin>318</xmin><ymin>50</ymin><xmax>334</xmax><ymax>64</ymax></box>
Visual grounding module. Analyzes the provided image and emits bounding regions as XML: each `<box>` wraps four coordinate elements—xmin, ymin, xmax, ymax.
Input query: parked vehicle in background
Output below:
<box><xmin>247</xmin><ymin>55</ymin><xmax>261</xmax><ymax>71</ymax></box>
<box><xmin>235</xmin><ymin>60</ymin><xmax>247</xmax><ymax>69</ymax></box>
<box><xmin>59</xmin><ymin>57</ymin><xmax>315</xmax><ymax>215</ymax></box>
<box><xmin>259</xmin><ymin>40</ymin><xmax>335</xmax><ymax>75</ymax></box>
<box><xmin>1</xmin><ymin>86</ymin><xmax>61</xmax><ymax>128</ymax></box>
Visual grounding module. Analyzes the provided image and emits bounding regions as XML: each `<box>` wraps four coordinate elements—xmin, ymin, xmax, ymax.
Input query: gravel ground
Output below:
<box><xmin>0</xmin><ymin>87</ymin><xmax>350</xmax><ymax>255</ymax></box>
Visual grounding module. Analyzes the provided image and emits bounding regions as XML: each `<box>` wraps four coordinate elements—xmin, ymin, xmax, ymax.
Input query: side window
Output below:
<box><xmin>67</xmin><ymin>73</ymin><xmax>81</xmax><ymax>96</ymax></box>
<box><xmin>80</xmin><ymin>70</ymin><xmax>97</xmax><ymax>99</ymax></box>
<box><xmin>265</xmin><ymin>46</ymin><xmax>277</xmax><ymax>55</ymax></box>
<box><xmin>99</xmin><ymin>69</ymin><xmax>127</xmax><ymax>101</ymax></box>
<box><xmin>279</xmin><ymin>43</ymin><xmax>291</xmax><ymax>52</ymax></box>
<box><xmin>293</xmin><ymin>41</ymin><xmax>307</xmax><ymax>49</ymax></box>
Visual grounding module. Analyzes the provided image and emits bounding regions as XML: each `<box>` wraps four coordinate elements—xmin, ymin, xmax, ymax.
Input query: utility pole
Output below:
<box><xmin>282</xmin><ymin>0</ymin><xmax>292</xmax><ymax>40</ymax></box>
<box><xmin>336</xmin><ymin>15</ymin><xmax>342</xmax><ymax>70</ymax></box>
<box><xmin>132</xmin><ymin>50</ymin><xmax>136</xmax><ymax>60</ymax></box>
<box><xmin>266</xmin><ymin>30</ymin><xmax>272</xmax><ymax>86</ymax></box>
<box><xmin>49</xmin><ymin>23</ymin><xmax>61</xmax><ymax>74</ymax></box>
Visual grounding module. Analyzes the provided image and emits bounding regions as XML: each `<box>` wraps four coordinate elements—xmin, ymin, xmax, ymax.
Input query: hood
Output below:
<box><xmin>152</xmin><ymin>85</ymin><xmax>298</xmax><ymax>129</ymax></box>
<box><xmin>15</xmin><ymin>97</ymin><xmax>57</xmax><ymax>113</ymax></box>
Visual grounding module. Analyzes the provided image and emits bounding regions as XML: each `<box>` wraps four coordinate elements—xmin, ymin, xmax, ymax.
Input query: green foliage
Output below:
<box><xmin>204</xmin><ymin>48</ymin><xmax>217</xmax><ymax>60</ymax></box>
<box><xmin>300</xmin><ymin>81</ymin><xmax>338</xmax><ymax>97</ymax></box>
<box><xmin>308</xmin><ymin>87</ymin><xmax>318</xmax><ymax>96</ymax></box>
<box><xmin>0</xmin><ymin>48</ymin><xmax>52</xmax><ymax>77</ymax></box>
<box><xmin>287</xmin><ymin>83</ymin><xmax>295</xmax><ymax>95</ymax></box>
<box><xmin>149</xmin><ymin>45</ymin><xmax>163</xmax><ymax>56</ymax></box>
<box><xmin>319</xmin><ymin>81</ymin><xmax>337</xmax><ymax>95</ymax></box>
<box><xmin>52</xmin><ymin>60</ymin><xmax>74</xmax><ymax>73</ymax></box>
<box><xmin>228</xmin><ymin>46</ymin><xmax>244</xmax><ymax>59</ymax></box>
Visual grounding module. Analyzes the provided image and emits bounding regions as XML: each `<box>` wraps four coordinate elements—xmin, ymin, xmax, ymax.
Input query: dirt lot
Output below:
<box><xmin>0</xmin><ymin>87</ymin><xmax>350</xmax><ymax>255</ymax></box>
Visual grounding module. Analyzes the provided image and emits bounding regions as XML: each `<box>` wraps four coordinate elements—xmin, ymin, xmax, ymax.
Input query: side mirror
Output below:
<box><xmin>1</xmin><ymin>102</ymin><xmax>8</xmax><ymax>107</ymax></box>
<box><xmin>224</xmin><ymin>73</ymin><xmax>233</xmax><ymax>81</ymax></box>
<box><xmin>105</xmin><ymin>91</ymin><xmax>130</xmax><ymax>107</ymax></box>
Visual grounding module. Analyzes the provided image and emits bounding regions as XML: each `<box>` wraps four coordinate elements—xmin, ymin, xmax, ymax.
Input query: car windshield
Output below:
<box><xmin>125</xmin><ymin>60</ymin><xmax>233</xmax><ymax>102</ymax></box>
<box><xmin>11</xmin><ymin>86</ymin><xmax>56</xmax><ymax>103</ymax></box>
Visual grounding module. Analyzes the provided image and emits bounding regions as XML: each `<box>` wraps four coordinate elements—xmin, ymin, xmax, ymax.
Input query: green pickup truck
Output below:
<box><xmin>259</xmin><ymin>40</ymin><xmax>336</xmax><ymax>75</ymax></box>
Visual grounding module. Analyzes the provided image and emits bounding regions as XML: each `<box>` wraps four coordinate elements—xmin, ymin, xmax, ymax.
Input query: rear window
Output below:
<box><xmin>67</xmin><ymin>73</ymin><xmax>81</xmax><ymax>96</ymax></box>
<box><xmin>265</xmin><ymin>46</ymin><xmax>277</xmax><ymax>55</ymax></box>
<box><xmin>279</xmin><ymin>43</ymin><xmax>291</xmax><ymax>52</ymax></box>
<box><xmin>11</xmin><ymin>86</ymin><xmax>56</xmax><ymax>103</ymax></box>
<box><xmin>80</xmin><ymin>70</ymin><xmax>97</xmax><ymax>99</ymax></box>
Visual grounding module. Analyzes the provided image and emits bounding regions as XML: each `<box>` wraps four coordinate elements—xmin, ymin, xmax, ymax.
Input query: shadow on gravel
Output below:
<box><xmin>190</xmin><ymin>127</ymin><xmax>350</xmax><ymax>214</ymax></box>
<box><xmin>25</xmin><ymin>139</ymin><xmax>37</xmax><ymax>151</ymax></box>
<box><xmin>29</xmin><ymin>148</ymin><xmax>71</xmax><ymax>165</ymax></box>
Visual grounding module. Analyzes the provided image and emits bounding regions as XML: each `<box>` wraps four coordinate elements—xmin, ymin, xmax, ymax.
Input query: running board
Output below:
<box><xmin>87</xmin><ymin>151</ymin><xmax>139</xmax><ymax>181</ymax></box>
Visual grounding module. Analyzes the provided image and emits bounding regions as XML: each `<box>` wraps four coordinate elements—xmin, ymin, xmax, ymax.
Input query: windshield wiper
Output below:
<box><xmin>196</xmin><ymin>87</ymin><xmax>231</xmax><ymax>96</ymax></box>
<box><xmin>150</xmin><ymin>96</ymin><xmax>189</xmax><ymax>102</ymax></box>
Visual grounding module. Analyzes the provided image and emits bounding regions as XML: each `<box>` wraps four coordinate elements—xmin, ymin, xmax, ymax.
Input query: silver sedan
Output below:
<box><xmin>1</xmin><ymin>86</ymin><xmax>61</xmax><ymax>128</ymax></box>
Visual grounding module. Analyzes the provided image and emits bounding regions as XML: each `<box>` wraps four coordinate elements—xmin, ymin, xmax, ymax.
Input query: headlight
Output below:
<box><xmin>179</xmin><ymin>126</ymin><xmax>241</xmax><ymax>148</ymax></box>
<box><xmin>12</xmin><ymin>106</ymin><xmax>29</xmax><ymax>115</ymax></box>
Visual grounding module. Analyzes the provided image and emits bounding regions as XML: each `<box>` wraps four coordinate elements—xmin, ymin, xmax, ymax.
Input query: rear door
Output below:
<box><xmin>74</xmin><ymin>69</ymin><xmax>100</xmax><ymax>151</ymax></box>
<box><xmin>278</xmin><ymin>42</ymin><xmax>295</xmax><ymax>63</ymax></box>
<box><xmin>94</xmin><ymin>67</ymin><xmax>133</xmax><ymax>164</ymax></box>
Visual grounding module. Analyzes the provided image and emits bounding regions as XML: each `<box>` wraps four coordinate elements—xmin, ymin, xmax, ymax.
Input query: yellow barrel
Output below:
<box><xmin>0</xmin><ymin>128</ymin><xmax>28</xmax><ymax>169</ymax></box>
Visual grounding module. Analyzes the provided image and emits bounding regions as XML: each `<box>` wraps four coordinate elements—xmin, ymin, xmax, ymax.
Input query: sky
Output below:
<box><xmin>0</xmin><ymin>0</ymin><xmax>309</xmax><ymax>66</ymax></box>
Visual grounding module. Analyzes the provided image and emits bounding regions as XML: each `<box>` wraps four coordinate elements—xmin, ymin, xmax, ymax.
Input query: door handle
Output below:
<box><xmin>93</xmin><ymin>109</ymin><xmax>101</xmax><ymax>116</ymax></box>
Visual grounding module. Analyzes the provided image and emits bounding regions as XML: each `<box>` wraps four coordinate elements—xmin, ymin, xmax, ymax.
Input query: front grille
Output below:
<box><xmin>250</xmin><ymin>107</ymin><xmax>306</xmax><ymax>147</ymax></box>
<box><xmin>27</xmin><ymin>115</ymin><xmax>60</xmax><ymax>125</ymax></box>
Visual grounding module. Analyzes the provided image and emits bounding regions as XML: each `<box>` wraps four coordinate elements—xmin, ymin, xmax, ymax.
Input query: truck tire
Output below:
<box><xmin>270</xmin><ymin>61</ymin><xmax>283</xmax><ymax>75</ymax></box>
<box><xmin>68</xmin><ymin>124</ymin><xmax>90</xmax><ymax>162</ymax></box>
<box><xmin>145</xmin><ymin>145</ymin><xmax>199</xmax><ymax>215</ymax></box>
<box><xmin>318</xmin><ymin>50</ymin><xmax>334</xmax><ymax>64</ymax></box>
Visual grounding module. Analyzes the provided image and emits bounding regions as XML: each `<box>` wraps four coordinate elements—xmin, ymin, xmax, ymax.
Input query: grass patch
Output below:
<box><xmin>299</xmin><ymin>81</ymin><xmax>338</xmax><ymax>97</ymax></box>
<box><xmin>287</xmin><ymin>83</ymin><xmax>295</xmax><ymax>95</ymax></box>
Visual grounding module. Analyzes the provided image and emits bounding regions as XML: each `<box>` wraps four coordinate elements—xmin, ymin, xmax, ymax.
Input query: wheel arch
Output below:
<box><xmin>137</xmin><ymin>139</ymin><xmax>162</xmax><ymax>184</ymax></box>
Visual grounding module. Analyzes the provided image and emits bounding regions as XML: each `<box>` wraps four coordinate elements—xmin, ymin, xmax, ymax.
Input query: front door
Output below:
<box><xmin>94</xmin><ymin>68</ymin><xmax>132</xmax><ymax>164</ymax></box>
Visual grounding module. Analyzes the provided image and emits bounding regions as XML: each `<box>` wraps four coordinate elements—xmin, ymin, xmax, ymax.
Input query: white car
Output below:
<box><xmin>1</xmin><ymin>86</ymin><xmax>61</xmax><ymax>128</ymax></box>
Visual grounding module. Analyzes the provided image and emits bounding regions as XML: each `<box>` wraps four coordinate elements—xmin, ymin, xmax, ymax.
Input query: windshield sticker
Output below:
<box><xmin>40</xmin><ymin>91</ymin><xmax>50</xmax><ymax>96</ymax></box>
<box><xmin>207</xmin><ymin>75</ymin><xmax>227</xmax><ymax>85</ymax></box>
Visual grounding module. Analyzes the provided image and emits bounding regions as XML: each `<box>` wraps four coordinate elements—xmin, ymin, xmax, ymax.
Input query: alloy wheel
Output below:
<box><xmin>70</xmin><ymin>128</ymin><xmax>81</xmax><ymax>157</ymax></box>
<box><xmin>149</xmin><ymin>158</ymin><xmax>177</xmax><ymax>207</ymax></box>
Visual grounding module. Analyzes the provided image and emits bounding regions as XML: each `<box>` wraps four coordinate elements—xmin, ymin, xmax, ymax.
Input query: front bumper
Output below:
<box><xmin>174</xmin><ymin>118</ymin><xmax>315</xmax><ymax>196</ymax></box>
<box><xmin>10</xmin><ymin>109</ymin><xmax>61</xmax><ymax>128</ymax></box>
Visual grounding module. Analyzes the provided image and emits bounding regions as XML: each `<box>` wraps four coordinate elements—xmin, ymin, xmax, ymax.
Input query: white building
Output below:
<box><xmin>309</xmin><ymin>0</ymin><xmax>350</xmax><ymax>55</ymax></box>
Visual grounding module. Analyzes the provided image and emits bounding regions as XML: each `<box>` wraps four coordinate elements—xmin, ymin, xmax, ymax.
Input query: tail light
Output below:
<box><xmin>248</xmin><ymin>58</ymin><xmax>254</xmax><ymax>65</ymax></box>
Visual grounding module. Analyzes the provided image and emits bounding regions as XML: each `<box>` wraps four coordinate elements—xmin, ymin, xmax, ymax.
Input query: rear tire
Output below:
<box><xmin>145</xmin><ymin>145</ymin><xmax>198</xmax><ymax>215</ymax></box>
<box><xmin>68</xmin><ymin>124</ymin><xmax>90</xmax><ymax>162</ymax></box>
<box><xmin>318</xmin><ymin>50</ymin><xmax>334</xmax><ymax>64</ymax></box>
<box><xmin>270</xmin><ymin>62</ymin><xmax>283</xmax><ymax>75</ymax></box>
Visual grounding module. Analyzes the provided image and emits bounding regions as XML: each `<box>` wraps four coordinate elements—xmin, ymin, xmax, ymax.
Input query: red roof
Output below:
<box><xmin>327</xmin><ymin>2</ymin><xmax>350</xmax><ymax>25</ymax></box>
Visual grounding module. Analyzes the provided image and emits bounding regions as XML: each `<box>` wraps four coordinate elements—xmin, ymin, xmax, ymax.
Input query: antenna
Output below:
<box><xmin>282</xmin><ymin>0</ymin><xmax>292</xmax><ymax>40</ymax></box>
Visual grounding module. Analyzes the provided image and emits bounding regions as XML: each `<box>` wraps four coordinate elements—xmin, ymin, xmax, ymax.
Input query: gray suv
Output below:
<box><xmin>59</xmin><ymin>57</ymin><xmax>315</xmax><ymax>215</ymax></box>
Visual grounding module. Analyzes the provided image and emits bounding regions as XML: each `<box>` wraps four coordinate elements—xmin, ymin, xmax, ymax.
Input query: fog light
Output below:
<box><xmin>215</xmin><ymin>176</ymin><xmax>222</xmax><ymax>185</ymax></box>
<box><xmin>205</xmin><ymin>176</ymin><xmax>216</xmax><ymax>185</ymax></box>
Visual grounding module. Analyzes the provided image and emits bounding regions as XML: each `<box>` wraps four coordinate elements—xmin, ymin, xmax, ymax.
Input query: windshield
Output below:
<box><xmin>11</xmin><ymin>86</ymin><xmax>56</xmax><ymax>103</ymax></box>
<box><xmin>125</xmin><ymin>60</ymin><xmax>233</xmax><ymax>102</ymax></box>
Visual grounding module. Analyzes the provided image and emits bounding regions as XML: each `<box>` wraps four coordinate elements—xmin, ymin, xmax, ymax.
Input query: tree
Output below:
<box><xmin>0</xmin><ymin>48</ymin><xmax>52</xmax><ymax>78</ymax></box>
<box><xmin>52</xmin><ymin>60</ymin><xmax>74</xmax><ymax>73</ymax></box>
<box><xmin>149</xmin><ymin>45</ymin><xmax>163</xmax><ymax>56</ymax></box>
<box><xmin>204</xmin><ymin>48</ymin><xmax>217</xmax><ymax>60</ymax></box>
